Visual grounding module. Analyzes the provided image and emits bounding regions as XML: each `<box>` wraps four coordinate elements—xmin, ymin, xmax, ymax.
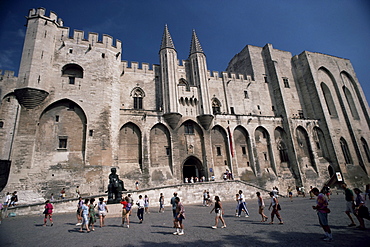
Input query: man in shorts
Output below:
<box><xmin>173</xmin><ymin>197</ymin><xmax>185</xmax><ymax>235</ymax></box>
<box><xmin>312</xmin><ymin>187</ymin><xmax>332</xmax><ymax>241</ymax></box>
<box><xmin>341</xmin><ymin>183</ymin><xmax>356</xmax><ymax>227</ymax></box>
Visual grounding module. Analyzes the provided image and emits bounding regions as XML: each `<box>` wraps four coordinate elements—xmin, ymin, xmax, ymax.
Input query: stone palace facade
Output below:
<box><xmin>0</xmin><ymin>8</ymin><xmax>369</xmax><ymax>199</ymax></box>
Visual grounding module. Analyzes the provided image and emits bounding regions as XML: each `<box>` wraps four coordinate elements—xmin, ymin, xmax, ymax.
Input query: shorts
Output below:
<box><xmin>122</xmin><ymin>209</ymin><xmax>129</xmax><ymax>217</ymax></box>
<box><xmin>317</xmin><ymin>211</ymin><xmax>328</xmax><ymax>226</ymax></box>
<box><xmin>258</xmin><ymin>206</ymin><xmax>265</xmax><ymax>214</ymax></box>
<box><xmin>98</xmin><ymin>211</ymin><xmax>107</xmax><ymax>217</ymax></box>
<box><xmin>82</xmin><ymin>214</ymin><xmax>89</xmax><ymax>225</ymax></box>
<box><xmin>216</xmin><ymin>211</ymin><xmax>222</xmax><ymax>217</ymax></box>
<box><xmin>174</xmin><ymin>213</ymin><xmax>184</xmax><ymax>222</ymax></box>
<box><xmin>345</xmin><ymin>201</ymin><xmax>354</xmax><ymax>213</ymax></box>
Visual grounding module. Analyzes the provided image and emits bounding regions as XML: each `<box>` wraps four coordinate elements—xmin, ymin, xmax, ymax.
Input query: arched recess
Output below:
<box><xmin>211</xmin><ymin>125</ymin><xmax>231</xmax><ymax>177</ymax></box>
<box><xmin>234</xmin><ymin>126</ymin><xmax>254</xmax><ymax>171</ymax></box>
<box><xmin>212</xmin><ymin>98</ymin><xmax>221</xmax><ymax>115</ymax></box>
<box><xmin>360</xmin><ymin>137</ymin><xmax>370</xmax><ymax>163</ymax></box>
<box><xmin>320</xmin><ymin>82</ymin><xmax>338</xmax><ymax>117</ymax></box>
<box><xmin>254</xmin><ymin>126</ymin><xmax>275</xmax><ymax>174</ymax></box>
<box><xmin>342</xmin><ymin>86</ymin><xmax>360</xmax><ymax>120</ymax></box>
<box><xmin>182</xmin><ymin>156</ymin><xmax>204</xmax><ymax>181</ymax></box>
<box><xmin>119</xmin><ymin>122</ymin><xmax>142</xmax><ymax>171</ymax></box>
<box><xmin>296</xmin><ymin>126</ymin><xmax>317</xmax><ymax>173</ymax></box>
<box><xmin>150</xmin><ymin>123</ymin><xmax>173</xmax><ymax>177</ymax></box>
<box><xmin>36</xmin><ymin>99</ymin><xmax>87</xmax><ymax>162</ymax></box>
<box><xmin>341</xmin><ymin>71</ymin><xmax>370</xmax><ymax>126</ymax></box>
<box><xmin>274</xmin><ymin>127</ymin><xmax>290</xmax><ymax>166</ymax></box>
<box><xmin>313</xmin><ymin>127</ymin><xmax>330</xmax><ymax>161</ymax></box>
<box><xmin>340</xmin><ymin>137</ymin><xmax>353</xmax><ymax>165</ymax></box>
<box><xmin>62</xmin><ymin>63</ymin><xmax>84</xmax><ymax>79</ymax></box>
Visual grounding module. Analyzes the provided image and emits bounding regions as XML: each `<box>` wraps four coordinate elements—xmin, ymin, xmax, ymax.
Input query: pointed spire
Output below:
<box><xmin>160</xmin><ymin>24</ymin><xmax>175</xmax><ymax>50</ymax></box>
<box><xmin>189</xmin><ymin>29</ymin><xmax>204</xmax><ymax>56</ymax></box>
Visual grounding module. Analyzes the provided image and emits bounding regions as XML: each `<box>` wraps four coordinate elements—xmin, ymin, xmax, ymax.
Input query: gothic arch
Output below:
<box><xmin>360</xmin><ymin>137</ymin><xmax>370</xmax><ymax>163</ymax></box>
<box><xmin>130</xmin><ymin>87</ymin><xmax>145</xmax><ymax>109</ymax></box>
<box><xmin>234</xmin><ymin>126</ymin><xmax>254</xmax><ymax>171</ymax></box>
<box><xmin>313</xmin><ymin>126</ymin><xmax>330</xmax><ymax>161</ymax></box>
<box><xmin>211</xmin><ymin>125</ymin><xmax>231</xmax><ymax>177</ymax></box>
<box><xmin>274</xmin><ymin>127</ymin><xmax>289</xmax><ymax>164</ymax></box>
<box><xmin>342</xmin><ymin>86</ymin><xmax>360</xmax><ymax>120</ymax></box>
<box><xmin>119</xmin><ymin>122</ymin><xmax>142</xmax><ymax>171</ymax></box>
<box><xmin>61</xmin><ymin>63</ymin><xmax>83</xmax><ymax>78</ymax></box>
<box><xmin>340</xmin><ymin>137</ymin><xmax>353</xmax><ymax>164</ymax></box>
<box><xmin>150</xmin><ymin>123</ymin><xmax>173</xmax><ymax>176</ymax></box>
<box><xmin>320</xmin><ymin>82</ymin><xmax>338</xmax><ymax>117</ymax></box>
<box><xmin>341</xmin><ymin>71</ymin><xmax>370</xmax><ymax>126</ymax></box>
<box><xmin>254</xmin><ymin>126</ymin><xmax>275</xmax><ymax>174</ymax></box>
<box><xmin>182</xmin><ymin>156</ymin><xmax>204</xmax><ymax>181</ymax></box>
<box><xmin>36</xmin><ymin>99</ymin><xmax>87</xmax><ymax>162</ymax></box>
<box><xmin>296</xmin><ymin>126</ymin><xmax>317</xmax><ymax>173</ymax></box>
<box><xmin>212</xmin><ymin>98</ymin><xmax>221</xmax><ymax>115</ymax></box>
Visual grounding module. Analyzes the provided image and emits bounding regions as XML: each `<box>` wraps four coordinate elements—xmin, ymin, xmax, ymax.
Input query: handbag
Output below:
<box><xmin>277</xmin><ymin>204</ymin><xmax>281</xmax><ymax>211</ymax></box>
<box><xmin>322</xmin><ymin>207</ymin><xmax>331</xmax><ymax>213</ymax></box>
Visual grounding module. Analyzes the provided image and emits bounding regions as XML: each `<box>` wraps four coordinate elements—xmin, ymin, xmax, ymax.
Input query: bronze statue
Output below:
<box><xmin>107</xmin><ymin>168</ymin><xmax>126</xmax><ymax>203</ymax></box>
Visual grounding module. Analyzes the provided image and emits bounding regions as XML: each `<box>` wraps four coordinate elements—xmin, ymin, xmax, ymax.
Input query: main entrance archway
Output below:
<box><xmin>182</xmin><ymin>156</ymin><xmax>205</xmax><ymax>181</ymax></box>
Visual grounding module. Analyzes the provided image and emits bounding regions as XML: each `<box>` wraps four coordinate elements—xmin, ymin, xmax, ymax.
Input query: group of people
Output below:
<box><xmin>184</xmin><ymin>176</ymin><xmax>206</xmax><ymax>183</ymax></box>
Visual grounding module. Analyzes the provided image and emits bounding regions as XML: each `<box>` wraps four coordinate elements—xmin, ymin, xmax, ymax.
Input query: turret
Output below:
<box><xmin>189</xmin><ymin>30</ymin><xmax>213</xmax><ymax>129</ymax></box>
<box><xmin>160</xmin><ymin>25</ymin><xmax>182</xmax><ymax>129</ymax></box>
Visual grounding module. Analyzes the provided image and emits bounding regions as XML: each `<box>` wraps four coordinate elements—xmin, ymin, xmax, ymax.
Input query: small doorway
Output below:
<box><xmin>182</xmin><ymin>156</ymin><xmax>205</xmax><ymax>182</ymax></box>
<box><xmin>328</xmin><ymin>165</ymin><xmax>334</xmax><ymax>177</ymax></box>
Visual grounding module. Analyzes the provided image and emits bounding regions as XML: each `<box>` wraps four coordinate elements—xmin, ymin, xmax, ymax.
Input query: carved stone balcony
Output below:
<box><xmin>163</xmin><ymin>112</ymin><xmax>182</xmax><ymax>129</ymax></box>
<box><xmin>197</xmin><ymin>114</ymin><xmax>214</xmax><ymax>130</ymax></box>
<box><xmin>14</xmin><ymin>87</ymin><xmax>49</xmax><ymax>109</ymax></box>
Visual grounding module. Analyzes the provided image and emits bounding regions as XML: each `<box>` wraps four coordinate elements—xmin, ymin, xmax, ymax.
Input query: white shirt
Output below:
<box><xmin>238</xmin><ymin>193</ymin><xmax>245</xmax><ymax>203</ymax></box>
<box><xmin>137</xmin><ymin>199</ymin><xmax>145</xmax><ymax>209</ymax></box>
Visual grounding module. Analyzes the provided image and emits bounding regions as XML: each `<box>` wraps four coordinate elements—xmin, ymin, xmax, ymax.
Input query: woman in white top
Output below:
<box><xmin>97</xmin><ymin>197</ymin><xmax>108</xmax><ymax>227</ymax></box>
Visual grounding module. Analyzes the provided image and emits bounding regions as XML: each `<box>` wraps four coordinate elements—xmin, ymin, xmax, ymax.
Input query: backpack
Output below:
<box><xmin>126</xmin><ymin>203</ymin><xmax>132</xmax><ymax>211</ymax></box>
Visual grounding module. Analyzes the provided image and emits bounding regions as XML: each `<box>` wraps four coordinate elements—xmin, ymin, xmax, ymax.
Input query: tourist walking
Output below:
<box><xmin>88</xmin><ymin>198</ymin><xmax>96</xmax><ymax>231</ymax></box>
<box><xmin>97</xmin><ymin>197</ymin><xmax>108</xmax><ymax>228</ymax></box>
<box><xmin>353</xmin><ymin>188</ymin><xmax>367</xmax><ymax>229</ymax></box>
<box><xmin>127</xmin><ymin>194</ymin><xmax>134</xmax><ymax>216</ymax></box>
<box><xmin>268</xmin><ymin>192</ymin><xmax>283</xmax><ymax>224</ymax></box>
<box><xmin>173</xmin><ymin>197</ymin><xmax>185</xmax><ymax>235</ymax></box>
<box><xmin>76</xmin><ymin>197</ymin><xmax>83</xmax><ymax>226</ymax></box>
<box><xmin>256</xmin><ymin>192</ymin><xmax>268</xmax><ymax>222</ymax></box>
<box><xmin>237</xmin><ymin>190</ymin><xmax>249</xmax><ymax>217</ymax></box>
<box><xmin>144</xmin><ymin>195</ymin><xmax>150</xmax><ymax>214</ymax></box>
<box><xmin>203</xmin><ymin>190</ymin><xmax>208</xmax><ymax>206</ymax></box>
<box><xmin>170</xmin><ymin>192</ymin><xmax>178</xmax><ymax>228</ymax></box>
<box><xmin>210</xmin><ymin>196</ymin><xmax>226</xmax><ymax>229</ymax></box>
<box><xmin>159</xmin><ymin>193</ymin><xmax>164</xmax><ymax>213</ymax></box>
<box><xmin>79</xmin><ymin>198</ymin><xmax>90</xmax><ymax>232</ymax></box>
<box><xmin>341</xmin><ymin>183</ymin><xmax>356</xmax><ymax>227</ymax></box>
<box><xmin>312</xmin><ymin>187</ymin><xmax>332</xmax><ymax>241</ymax></box>
<box><xmin>121</xmin><ymin>196</ymin><xmax>132</xmax><ymax>228</ymax></box>
<box><xmin>43</xmin><ymin>200</ymin><xmax>53</xmax><ymax>226</ymax></box>
<box><xmin>287</xmin><ymin>186</ymin><xmax>293</xmax><ymax>201</ymax></box>
<box><xmin>136</xmin><ymin>195</ymin><xmax>145</xmax><ymax>223</ymax></box>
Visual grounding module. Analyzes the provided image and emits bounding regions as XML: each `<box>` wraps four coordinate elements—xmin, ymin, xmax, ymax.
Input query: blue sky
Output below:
<box><xmin>0</xmin><ymin>0</ymin><xmax>369</xmax><ymax>102</ymax></box>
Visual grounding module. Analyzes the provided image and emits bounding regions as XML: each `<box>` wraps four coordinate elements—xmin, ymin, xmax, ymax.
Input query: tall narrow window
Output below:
<box><xmin>361</xmin><ymin>138</ymin><xmax>370</xmax><ymax>163</ymax></box>
<box><xmin>244</xmin><ymin>91</ymin><xmax>249</xmax><ymax>99</ymax></box>
<box><xmin>340</xmin><ymin>138</ymin><xmax>353</xmax><ymax>164</ymax></box>
<box><xmin>212</xmin><ymin>98</ymin><xmax>221</xmax><ymax>115</ymax></box>
<box><xmin>283</xmin><ymin>78</ymin><xmax>290</xmax><ymax>88</ymax></box>
<box><xmin>132</xmin><ymin>88</ymin><xmax>144</xmax><ymax>110</ymax></box>
<box><xmin>241</xmin><ymin>146</ymin><xmax>247</xmax><ymax>155</ymax></box>
<box><xmin>216</xmin><ymin>146</ymin><xmax>222</xmax><ymax>156</ymax></box>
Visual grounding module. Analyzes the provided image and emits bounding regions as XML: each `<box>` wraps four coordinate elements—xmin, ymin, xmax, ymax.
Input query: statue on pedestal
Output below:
<box><xmin>107</xmin><ymin>168</ymin><xmax>127</xmax><ymax>204</ymax></box>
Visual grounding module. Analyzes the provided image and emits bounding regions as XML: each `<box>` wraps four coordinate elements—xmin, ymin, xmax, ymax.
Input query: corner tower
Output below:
<box><xmin>189</xmin><ymin>30</ymin><xmax>213</xmax><ymax>129</ymax></box>
<box><xmin>159</xmin><ymin>25</ymin><xmax>179</xmax><ymax>113</ymax></box>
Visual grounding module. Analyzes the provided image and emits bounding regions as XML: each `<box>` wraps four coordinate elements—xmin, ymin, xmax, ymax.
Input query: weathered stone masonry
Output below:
<box><xmin>0</xmin><ymin>8</ymin><xmax>369</xmax><ymax>202</ymax></box>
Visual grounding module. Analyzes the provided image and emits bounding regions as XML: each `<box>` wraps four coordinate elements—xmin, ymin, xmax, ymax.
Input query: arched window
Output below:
<box><xmin>361</xmin><ymin>137</ymin><xmax>370</xmax><ymax>163</ymax></box>
<box><xmin>212</xmin><ymin>98</ymin><xmax>221</xmax><ymax>115</ymax></box>
<box><xmin>62</xmin><ymin>64</ymin><xmax>83</xmax><ymax>85</ymax></box>
<box><xmin>321</xmin><ymin>82</ymin><xmax>337</xmax><ymax>117</ymax></box>
<box><xmin>278</xmin><ymin>142</ymin><xmax>289</xmax><ymax>162</ymax></box>
<box><xmin>179</xmin><ymin>78</ymin><xmax>190</xmax><ymax>91</ymax></box>
<box><xmin>131</xmin><ymin>88</ymin><xmax>145</xmax><ymax>110</ymax></box>
<box><xmin>343</xmin><ymin>86</ymin><xmax>360</xmax><ymax>120</ymax></box>
<box><xmin>340</xmin><ymin>137</ymin><xmax>353</xmax><ymax>164</ymax></box>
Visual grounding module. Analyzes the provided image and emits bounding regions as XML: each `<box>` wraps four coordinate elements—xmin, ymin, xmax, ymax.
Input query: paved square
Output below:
<box><xmin>0</xmin><ymin>194</ymin><xmax>369</xmax><ymax>246</ymax></box>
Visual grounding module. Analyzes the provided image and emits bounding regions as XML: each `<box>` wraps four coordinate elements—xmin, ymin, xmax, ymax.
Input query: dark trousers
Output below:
<box><xmin>137</xmin><ymin>208</ymin><xmax>144</xmax><ymax>221</ymax></box>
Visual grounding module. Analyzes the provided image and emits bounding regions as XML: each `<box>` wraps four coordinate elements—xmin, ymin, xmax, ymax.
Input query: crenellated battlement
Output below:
<box><xmin>28</xmin><ymin>7</ymin><xmax>63</xmax><ymax>26</ymax></box>
<box><xmin>122</xmin><ymin>61</ymin><xmax>159</xmax><ymax>74</ymax></box>
<box><xmin>207</xmin><ymin>70</ymin><xmax>253</xmax><ymax>82</ymax></box>
<box><xmin>28</xmin><ymin>7</ymin><xmax>121</xmax><ymax>50</ymax></box>
<box><xmin>0</xmin><ymin>70</ymin><xmax>16</xmax><ymax>79</ymax></box>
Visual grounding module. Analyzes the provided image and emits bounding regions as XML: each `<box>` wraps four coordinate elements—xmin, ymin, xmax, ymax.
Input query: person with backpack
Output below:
<box><xmin>120</xmin><ymin>196</ymin><xmax>132</xmax><ymax>228</ymax></box>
